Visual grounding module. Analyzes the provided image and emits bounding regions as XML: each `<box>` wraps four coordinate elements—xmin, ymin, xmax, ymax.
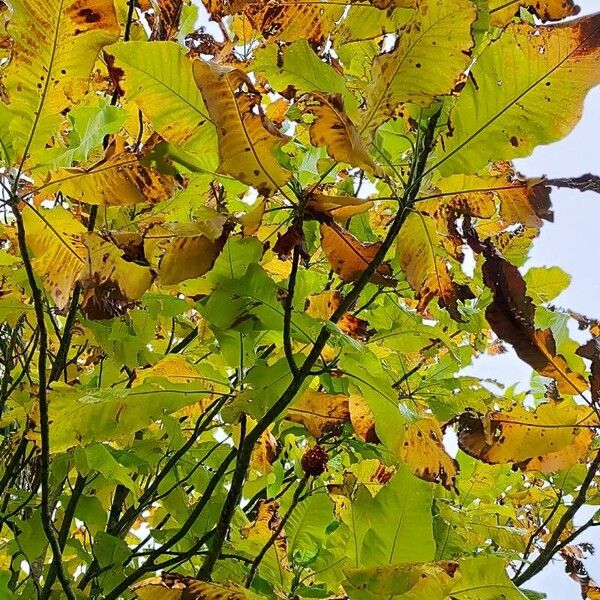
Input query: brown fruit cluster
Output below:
<box><xmin>301</xmin><ymin>445</ymin><xmax>328</xmax><ymax>477</ymax></box>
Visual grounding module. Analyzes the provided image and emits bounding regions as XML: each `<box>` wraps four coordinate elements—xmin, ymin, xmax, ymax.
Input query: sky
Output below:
<box><xmin>192</xmin><ymin>1</ymin><xmax>600</xmax><ymax>596</ymax></box>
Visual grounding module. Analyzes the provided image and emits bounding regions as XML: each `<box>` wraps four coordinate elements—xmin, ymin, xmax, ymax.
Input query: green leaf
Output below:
<box><xmin>524</xmin><ymin>266</ymin><xmax>571</xmax><ymax>303</ymax></box>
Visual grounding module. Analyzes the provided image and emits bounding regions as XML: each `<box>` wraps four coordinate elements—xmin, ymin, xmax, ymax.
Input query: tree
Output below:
<box><xmin>0</xmin><ymin>0</ymin><xmax>599</xmax><ymax>597</ymax></box>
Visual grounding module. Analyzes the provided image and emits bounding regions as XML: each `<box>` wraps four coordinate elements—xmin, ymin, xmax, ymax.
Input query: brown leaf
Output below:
<box><xmin>482</xmin><ymin>249</ymin><xmax>588</xmax><ymax>395</ymax></box>
<box><xmin>577</xmin><ymin>338</ymin><xmax>600</xmax><ymax>407</ymax></box>
<box><xmin>320</xmin><ymin>222</ymin><xmax>396</xmax><ymax>286</ymax></box>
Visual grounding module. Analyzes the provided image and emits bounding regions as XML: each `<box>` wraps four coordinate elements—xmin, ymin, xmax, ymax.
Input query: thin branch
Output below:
<box><xmin>513</xmin><ymin>448</ymin><xmax>600</xmax><ymax>586</ymax></box>
<box><xmin>197</xmin><ymin>108</ymin><xmax>443</xmax><ymax>581</ymax></box>
<box><xmin>13</xmin><ymin>205</ymin><xmax>75</xmax><ymax>600</ymax></box>
<box><xmin>283</xmin><ymin>245</ymin><xmax>300</xmax><ymax>376</ymax></box>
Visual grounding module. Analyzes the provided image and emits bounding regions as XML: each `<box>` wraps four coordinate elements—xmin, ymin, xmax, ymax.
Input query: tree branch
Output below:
<box><xmin>13</xmin><ymin>205</ymin><xmax>75</xmax><ymax>600</ymax></box>
<box><xmin>513</xmin><ymin>448</ymin><xmax>600</xmax><ymax>586</ymax></box>
<box><xmin>197</xmin><ymin>108</ymin><xmax>443</xmax><ymax>581</ymax></box>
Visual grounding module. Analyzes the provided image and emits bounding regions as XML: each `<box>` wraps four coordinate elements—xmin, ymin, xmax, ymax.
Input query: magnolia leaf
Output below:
<box><xmin>143</xmin><ymin>218</ymin><xmax>230</xmax><ymax>285</ymax></box>
<box><xmin>449</xmin><ymin>556</ymin><xmax>528</xmax><ymax>599</ymax></box>
<box><xmin>437</xmin><ymin>13</ymin><xmax>600</xmax><ymax>176</ymax></box>
<box><xmin>457</xmin><ymin>402</ymin><xmax>596</xmax><ymax>468</ymax></box>
<box><xmin>243</xmin><ymin>0</ymin><xmax>345</xmax><ymax>44</ymax></box>
<box><xmin>110</xmin><ymin>41</ymin><xmax>217</xmax><ymax>162</ymax></box>
<box><xmin>361</xmin><ymin>465</ymin><xmax>435</xmax><ymax>567</ymax></box>
<box><xmin>362</xmin><ymin>0</ymin><xmax>476</xmax><ymax>132</ymax></box>
<box><xmin>250</xmin><ymin>430</ymin><xmax>280</xmax><ymax>474</ymax></box>
<box><xmin>3</xmin><ymin>0</ymin><xmax>119</xmax><ymax>163</ymax></box>
<box><xmin>482</xmin><ymin>250</ymin><xmax>588</xmax><ymax>395</ymax></box>
<box><xmin>192</xmin><ymin>60</ymin><xmax>291</xmax><ymax>196</ymax></box>
<box><xmin>21</xmin><ymin>205</ymin><xmax>86</xmax><ymax>310</ymax></box>
<box><xmin>286</xmin><ymin>390</ymin><xmax>350</xmax><ymax>437</ymax></box>
<box><xmin>396</xmin><ymin>211</ymin><xmax>472</xmax><ymax>321</ymax></box>
<box><xmin>306</xmin><ymin>290</ymin><xmax>371</xmax><ymax>341</ymax></box>
<box><xmin>320</xmin><ymin>222</ymin><xmax>396</xmax><ymax>286</ymax></box>
<box><xmin>253</xmin><ymin>39</ymin><xmax>350</xmax><ymax>99</ymax></box>
<box><xmin>46</xmin><ymin>383</ymin><xmax>217</xmax><ymax>452</ymax></box>
<box><xmin>400</xmin><ymin>418</ymin><xmax>458</xmax><ymax>490</ymax></box>
<box><xmin>40</xmin><ymin>138</ymin><xmax>176</xmax><ymax>206</ymax></box>
<box><xmin>131</xmin><ymin>573</ymin><xmax>261</xmax><ymax>599</ymax></box>
<box><xmin>490</xmin><ymin>0</ymin><xmax>580</xmax><ymax>25</ymax></box>
<box><xmin>343</xmin><ymin>561</ymin><xmax>459</xmax><ymax>600</ymax></box>
<box><xmin>524</xmin><ymin>266</ymin><xmax>571</xmax><ymax>304</ymax></box>
<box><xmin>302</xmin><ymin>92</ymin><xmax>377</xmax><ymax>173</ymax></box>
<box><xmin>307</xmin><ymin>193</ymin><xmax>373</xmax><ymax>223</ymax></box>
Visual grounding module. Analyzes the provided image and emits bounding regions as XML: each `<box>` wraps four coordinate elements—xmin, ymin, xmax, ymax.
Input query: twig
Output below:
<box><xmin>13</xmin><ymin>206</ymin><xmax>75</xmax><ymax>600</ymax></box>
<box><xmin>513</xmin><ymin>449</ymin><xmax>600</xmax><ymax>586</ymax></box>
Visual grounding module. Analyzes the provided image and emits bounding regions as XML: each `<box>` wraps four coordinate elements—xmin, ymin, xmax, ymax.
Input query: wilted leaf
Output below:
<box><xmin>41</xmin><ymin>138</ymin><xmax>176</xmax><ymax>206</ymax></box>
<box><xmin>306</xmin><ymin>290</ymin><xmax>372</xmax><ymax>341</ymax></box>
<box><xmin>482</xmin><ymin>250</ymin><xmax>588</xmax><ymax>395</ymax></box>
<box><xmin>192</xmin><ymin>60</ymin><xmax>291</xmax><ymax>195</ymax></box>
<box><xmin>302</xmin><ymin>92</ymin><xmax>377</xmax><ymax>172</ymax></box>
<box><xmin>397</xmin><ymin>211</ymin><xmax>472</xmax><ymax>320</ymax></box>
<box><xmin>490</xmin><ymin>0</ymin><xmax>580</xmax><ymax>25</ymax></box>
<box><xmin>457</xmin><ymin>402</ymin><xmax>596</xmax><ymax>468</ymax></box>
<box><xmin>320</xmin><ymin>222</ymin><xmax>396</xmax><ymax>286</ymax></box>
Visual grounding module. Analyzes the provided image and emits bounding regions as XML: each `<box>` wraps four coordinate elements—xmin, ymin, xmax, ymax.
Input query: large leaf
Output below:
<box><xmin>457</xmin><ymin>402</ymin><xmax>596</xmax><ymax>470</ymax></box>
<box><xmin>110</xmin><ymin>41</ymin><xmax>217</xmax><ymax>163</ymax></box>
<box><xmin>39</xmin><ymin>138</ymin><xmax>176</xmax><ymax>205</ymax></box>
<box><xmin>192</xmin><ymin>60</ymin><xmax>291</xmax><ymax>196</ymax></box>
<box><xmin>436</xmin><ymin>13</ymin><xmax>600</xmax><ymax>175</ymax></box>
<box><xmin>449</xmin><ymin>557</ymin><xmax>528</xmax><ymax>599</ymax></box>
<box><xmin>2</xmin><ymin>0</ymin><xmax>119</xmax><ymax>163</ymax></box>
<box><xmin>362</xmin><ymin>0</ymin><xmax>476</xmax><ymax>132</ymax></box>
<box><xmin>360</xmin><ymin>465</ymin><xmax>435</xmax><ymax>567</ymax></box>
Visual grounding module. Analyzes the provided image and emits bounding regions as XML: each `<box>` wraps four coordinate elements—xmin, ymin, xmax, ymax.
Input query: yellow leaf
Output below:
<box><xmin>4</xmin><ymin>0</ymin><xmax>119</xmax><ymax>163</ymax></box>
<box><xmin>243</xmin><ymin>0</ymin><xmax>345</xmax><ymax>44</ymax></box>
<box><xmin>22</xmin><ymin>206</ymin><xmax>86</xmax><ymax>310</ymax></box>
<box><xmin>192</xmin><ymin>60</ymin><xmax>291</xmax><ymax>196</ymax></box>
<box><xmin>457</xmin><ymin>402</ymin><xmax>597</xmax><ymax>465</ymax></box>
<box><xmin>303</xmin><ymin>93</ymin><xmax>377</xmax><ymax>173</ymax></box>
<box><xmin>490</xmin><ymin>0</ymin><xmax>580</xmax><ymax>25</ymax></box>
<box><xmin>39</xmin><ymin>138</ymin><xmax>176</xmax><ymax>206</ymax></box>
<box><xmin>286</xmin><ymin>390</ymin><xmax>350</xmax><ymax>437</ymax></box>
<box><xmin>362</xmin><ymin>0</ymin><xmax>475</xmax><ymax>132</ymax></box>
<box><xmin>132</xmin><ymin>573</ymin><xmax>257</xmax><ymax>600</ymax></box>
<box><xmin>143</xmin><ymin>219</ymin><xmax>229</xmax><ymax>285</ymax></box>
<box><xmin>400</xmin><ymin>418</ymin><xmax>458</xmax><ymax>490</ymax></box>
<box><xmin>396</xmin><ymin>212</ymin><xmax>471</xmax><ymax>320</ymax></box>
<box><xmin>437</xmin><ymin>13</ymin><xmax>600</xmax><ymax>176</ymax></box>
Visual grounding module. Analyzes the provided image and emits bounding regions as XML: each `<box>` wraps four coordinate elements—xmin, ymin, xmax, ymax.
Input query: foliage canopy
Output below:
<box><xmin>0</xmin><ymin>0</ymin><xmax>600</xmax><ymax>598</ymax></box>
